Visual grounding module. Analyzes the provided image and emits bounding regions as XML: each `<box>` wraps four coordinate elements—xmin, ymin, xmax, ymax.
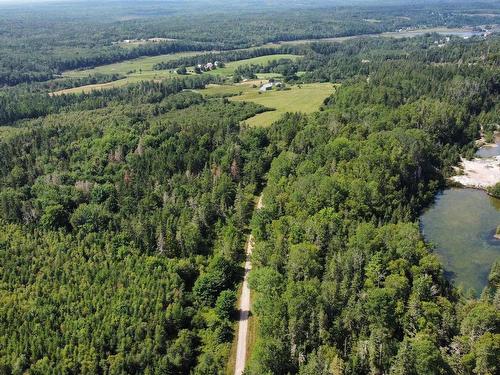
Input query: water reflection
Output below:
<box><xmin>475</xmin><ymin>135</ymin><xmax>500</xmax><ymax>158</ymax></box>
<box><xmin>420</xmin><ymin>189</ymin><xmax>500</xmax><ymax>296</ymax></box>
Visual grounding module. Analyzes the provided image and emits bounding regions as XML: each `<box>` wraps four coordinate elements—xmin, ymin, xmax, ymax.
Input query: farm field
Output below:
<box><xmin>199</xmin><ymin>82</ymin><xmax>335</xmax><ymax>127</ymax></box>
<box><xmin>53</xmin><ymin>53</ymin><xmax>300</xmax><ymax>95</ymax></box>
<box><xmin>62</xmin><ymin>51</ymin><xmax>201</xmax><ymax>78</ymax></box>
<box><xmin>52</xmin><ymin>51</ymin><xmax>202</xmax><ymax>94</ymax></box>
<box><xmin>51</xmin><ymin>78</ymin><xmax>133</xmax><ymax>95</ymax></box>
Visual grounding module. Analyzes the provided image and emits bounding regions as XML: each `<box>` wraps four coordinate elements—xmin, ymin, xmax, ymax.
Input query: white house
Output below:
<box><xmin>259</xmin><ymin>81</ymin><xmax>282</xmax><ymax>92</ymax></box>
<box><xmin>259</xmin><ymin>83</ymin><xmax>273</xmax><ymax>92</ymax></box>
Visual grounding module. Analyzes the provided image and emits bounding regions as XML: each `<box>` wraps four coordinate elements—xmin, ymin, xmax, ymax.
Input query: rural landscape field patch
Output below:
<box><xmin>199</xmin><ymin>82</ymin><xmax>335</xmax><ymax>127</ymax></box>
<box><xmin>53</xmin><ymin>53</ymin><xmax>300</xmax><ymax>95</ymax></box>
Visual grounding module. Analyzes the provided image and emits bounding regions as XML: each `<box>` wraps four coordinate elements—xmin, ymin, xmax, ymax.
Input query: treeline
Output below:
<box><xmin>0</xmin><ymin>41</ymin><xmax>224</xmax><ymax>87</ymax></box>
<box><xmin>41</xmin><ymin>73</ymin><xmax>125</xmax><ymax>92</ymax></box>
<box><xmin>234</xmin><ymin>58</ymin><xmax>299</xmax><ymax>80</ymax></box>
<box><xmin>2</xmin><ymin>1</ymin><xmax>497</xmax><ymax>86</ymax></box>
<box><xmin>0</xmin><ymin>74</ymin><xmax>225</xmax><ymax>125</ymax></box>
<box><xmin>153</xmin><ymin>46</ymin><xmax>304</xmax><ymax>70</ymax></box>
<box><xmin>50</xmin><ymin>41</ymin><xmax>225</xmax><ymax>73</ymax></box>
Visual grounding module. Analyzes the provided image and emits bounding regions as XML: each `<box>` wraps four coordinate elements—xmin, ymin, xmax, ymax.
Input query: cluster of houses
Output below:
<box><xmin>434</xmin><ymin>36</ymin><xmax>451</xmax><ymax>48</ymax></box>
<box><xmin>114</xmin><ymin>37</ymin><xmax>175</xmax><ymax>45</ymax></box>
<box><xmin>397</xmin><ymin>25</ymin><xmax>496</xmax><ymax>42</ymax></box>
<box><xmin>196</xmin><ymin>61</ymin><xmax>223</xmax><ymax>72</ymax></box>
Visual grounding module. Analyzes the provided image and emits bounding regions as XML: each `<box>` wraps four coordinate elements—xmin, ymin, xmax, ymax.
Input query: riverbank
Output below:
<box><xmin>451</xmin><ymin>156</ymin><xmax>500</xmax><ymax>189</ymax></box>
<box><xmin>451</xmin><ymin>131</ymin><xmax>500</xmax><ymax>190</ymax></box>
<box><xmin>476</xmin><ymin>132</ymin><xmax>500</xmax><ymax>158</ymax></box>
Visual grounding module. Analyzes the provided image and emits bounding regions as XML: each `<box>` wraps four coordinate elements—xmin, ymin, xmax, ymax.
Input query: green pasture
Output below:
<box><xmin>199</xmin><ymin>82</ymin><xmax>335</xmax><ymax>127</ymax></box>
<box><xmin>53</xmin><ymin>52</ymin><xmax>299</xmax><ymax>95</ymax></box>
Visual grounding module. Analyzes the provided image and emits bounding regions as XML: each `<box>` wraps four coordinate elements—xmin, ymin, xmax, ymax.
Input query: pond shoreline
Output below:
<box><xmin>450</xmin><ymin>156</ymin><xmax>500</xmax><ymax>189</ymax></box>
<box><xmin>450</xmin><ymin>132</ymin><xmax>500</xmax><ymax>190</ymax></box>
<box><xmin>420</xmin><ymin>133</ymin><xmax>500</xmax><ymax>294</ymax></box>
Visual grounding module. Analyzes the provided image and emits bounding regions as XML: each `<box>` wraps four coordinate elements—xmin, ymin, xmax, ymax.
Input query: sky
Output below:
<box><xmin>0</xmin><ymin>0</ymin><xmax>487</xmax><ymax>7</ymax></box>
<box><xmin>0</xmin><ymin>0</ymin><xmax>390</xmax><ymax>3</ymax></box>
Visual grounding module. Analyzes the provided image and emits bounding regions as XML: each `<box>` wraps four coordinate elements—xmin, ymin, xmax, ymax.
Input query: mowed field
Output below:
<box><xmin>53</xmin><ymin>51</ymin><xmax>201</xmax><ymax>95</ymax></box>
<box><xmin>51</xmin><ymin>78</ymin><xmax>133</xmax><ymax>95</ymax></box>
<box><xmin>53</xmin><ymin>53</ymin><xmax>300</xmax><ymax>95</ymax></box>
<box><xmin>199</xmin><ymin>82</ymin><xmax>336</xmax><ymax>127</ymax></box>
<box><xmin>63</xmin><ymin>51</ymin><xmax>201</xmax><ymax>78</ymax></box>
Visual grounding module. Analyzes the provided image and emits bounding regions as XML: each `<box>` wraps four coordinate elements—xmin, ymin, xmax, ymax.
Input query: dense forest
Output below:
<box><xmin>0</xmin><ymin>84</ymin><xmax>273</xmax><ymax>373</ymax></box>
<box><xmin>246</xmin><ymin>55</ymin><xmax>499</xmax><ymax>374</ymax></box>
<box><xmin>0</xmin><ymin>75</ymin><xmax>227</xmax><ymax>124</ymax></box>
<box><xmin>0</xmin><ymin>0</ymin><xmax>498</xmax><ymax>86</ymax></box>
<box><xmin>0</xmin><ymin>0</ymin><xmax>499</xmax><ymax>374</ymax></box>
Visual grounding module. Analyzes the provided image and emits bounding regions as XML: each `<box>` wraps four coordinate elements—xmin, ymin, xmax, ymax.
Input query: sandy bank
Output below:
<box><xmin>451</xmin><ymin>156</ymin><xmax>500</xmax><ymax>189</ymax></box>
<box><xmin>476</xmin><ymin>132</ymin><xmax>500</xmax><ymax>148</ymax></box>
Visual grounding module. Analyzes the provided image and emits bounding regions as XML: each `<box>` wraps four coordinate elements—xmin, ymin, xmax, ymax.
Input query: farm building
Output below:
<box><xmin>259</xmin><ymin>81</ymin><xmax>283</xmax><ymax>92</ymax></box>
<box><xmin>260</xmin><ymin>83</ymin><xmax>273</xmax><ymax>92</ymax></box>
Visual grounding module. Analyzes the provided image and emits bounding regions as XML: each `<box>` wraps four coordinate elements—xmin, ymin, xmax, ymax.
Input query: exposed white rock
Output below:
<box><xmin>451</xmin><ymin>156</ymin><xmax>500</xmax><ymax>189</ymax></box>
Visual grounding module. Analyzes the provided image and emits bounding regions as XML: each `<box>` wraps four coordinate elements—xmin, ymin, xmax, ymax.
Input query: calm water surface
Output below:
<box><xmin>475</xmin><ymin>135</ymin><xmax>500</xmax><ymax>158</ymax></box>
<box><xmin>420</xmin><ymin>189</ymin><xmax>500</xmax><ymax>295</ymax></box>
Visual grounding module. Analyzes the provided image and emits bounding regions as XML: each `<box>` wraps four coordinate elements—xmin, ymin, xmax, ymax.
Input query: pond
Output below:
<box><xmin>420</xmin><ymin>189</ymin><xmax>500</xmax><ymax>295</ymax></box>
<box><xmin>475</xmin><ymin>134</ymin><xmax>500</xmax><ymax>158</ymax></box>
<box><xmin>421</xmin><ymin>136</ymin><xmax>500</xmax><ymax>295</ymax></box>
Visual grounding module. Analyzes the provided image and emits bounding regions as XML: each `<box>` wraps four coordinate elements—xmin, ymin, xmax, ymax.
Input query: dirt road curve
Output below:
<box><xmin>234</xmin><ymin>195</ymin><xmax>263</xmax><ymax>375</ymax></box>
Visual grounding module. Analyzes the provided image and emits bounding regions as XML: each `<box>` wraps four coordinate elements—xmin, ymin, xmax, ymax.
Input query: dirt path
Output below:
<box><xmin>234</xmin><ymin>194</ymin><xmax>263</xmax><ymax>375</ymax></box>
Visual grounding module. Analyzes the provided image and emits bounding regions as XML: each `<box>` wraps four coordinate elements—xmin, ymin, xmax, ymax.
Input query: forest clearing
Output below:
<box><xmin>200</xmin><ymin>82</ymin><xmax>335</xmax><ymax>127</ymax></box>
<box><xmin>52</xmin><ymin>53</ymin><xmax>300</xmax><ymax>95</ymax></box>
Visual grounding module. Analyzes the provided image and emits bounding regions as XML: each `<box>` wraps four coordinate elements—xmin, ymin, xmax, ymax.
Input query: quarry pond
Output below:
<box><xmin>421</xmin><ymin>139</ymin><xmax>500</xmax><ymax>295</ymax></box>
<box><xmin>420</xmin><ymin>188</ymin><xmax>500</xmax><ymax>295</ymax></box>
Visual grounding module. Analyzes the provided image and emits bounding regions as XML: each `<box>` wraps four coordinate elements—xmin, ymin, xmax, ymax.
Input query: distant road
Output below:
<box><xmin>234</xmin><ymin>194</ymin><xmax>263</xmax><ymax>375</ymax></box>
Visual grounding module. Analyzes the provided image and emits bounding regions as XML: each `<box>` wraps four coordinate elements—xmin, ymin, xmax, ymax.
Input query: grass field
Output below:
<box><xmin>199</xmin><ymin>82</ymin><xmax>335</xmax><ymax>127</ymax></box>
<box><xmin>53</xmin><ymin>52</ymin><xmax>299</xmax><ymax>95</ymax></box>
<box><xmin>53</xmin><ymin>51</ymin><xmax>202</xmax><ymax>94</ymax></box>
<box><xmin>51</xmin><ymin>78</ymin><xmax>134</xmax><ymax>95</ymax></box>
<box><xmin>63</xmin><ymin>51</ymin><xmax>201</xmax><ymax>78</ymax></box>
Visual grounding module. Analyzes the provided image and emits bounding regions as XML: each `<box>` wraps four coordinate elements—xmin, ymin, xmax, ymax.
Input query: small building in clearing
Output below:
<box><xmin>259</xmin><ymin>81</ymin><xmax>282</xmax><ymax>92</ymax></box>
